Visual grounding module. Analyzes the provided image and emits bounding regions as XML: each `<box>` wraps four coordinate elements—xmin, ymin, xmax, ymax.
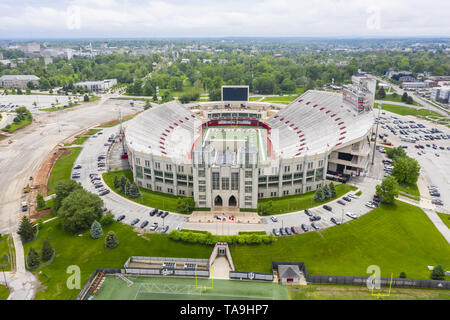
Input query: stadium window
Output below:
<box><xmin>212</xmin><ymin>172</ymin><xmax>220</xmax><ymax>190</ymax></box>
<box><xmin>307</xmin><ymin>162</ymin><xmax>313</xmax><ymax>170</ymax></box>
<box><xmin>144</xmin><ymin>160</ymin><xmax>150</xmax><ymax>167</ymax></box>
<box><xmin>199</xmin><ymin>186</ymin><xmax>206</xmax><ymax>192</ymax></box>
<box><xmin>245</xmin><ymin>181</ymin><xmax>252</xmax><ymax>186</ymax></box>
<box><xmin>135</xmin><ymin>166</ymin><xmax>143</xmax><ymax>179</ymax></box>
<box><xmin>166</xmin><ymin>164</ymin><xmax>172</xmax><ymax>171</ymax></box>
<box><xmin>245</xmin><ymin>196</ymin><xmax>252</xmax><ymax>201</ymax></box>
<box><xmin>199</xmin><ymin>180</ymin><xmax>206</xmax><ymax>185</ymax></box>
<box><xmin>296</xmin><ymin>164</ymin><xmax>303</xmax><ymax>171</ymax></box>
<box><xmin>155</xmin><ymin>162</ymin><xmax>161</xmax><ymax>169</ymax></box>
<box><xmin>165</xmin><ymin>172</ymin><xmax>173</xmax><ymax>179</ymax></box>
<box><xmin>137</xmin><ymin>180</ymin><xmax>142</xmax><ymax>186</ymax></box>
<box><xmin>245</xmin><ymin>186</ymin><xmax>252</xmax><ymax>193</ymax></box>
<box><xmin>135</xmin><ymin>158</ymin><xmax>141</xmax><ymax>165</ymax></box>
<box><xmin>144</xmin><ymin>174</ymin><xmax>151</xmax><ymax>180</ymax></box>
<box><xmin>178</xmin><ymin>165</ymin><xmax>184</xmax><ymax>173</ymax></box>
<box><xmin>146</xmin><ymin>183</ymin><xmax>152</xmax><ymax>189</ymax></box>
<box><xmin>199</xmin><ymin>195</ymin><xmax>206</xmax><ymax>200</ymax></box>
<box><xmin>198</xmin><ymin>170</ymin><xmax>205</xmax><ymax>177</ymax></box>
<box><xmin>284</xmin><ymin>166</ymin><xmax>290</xmax><ymax>173</ymax></box>
<box><xmin>318</xmin><ymin>160</ymin><xmax>324</xmax><ymax>168</ymax></box>
<box><xmin>245</xmin><ymin>170</ymin><xmax>253</xmax><ymax>178</ymax></box>
<box><xmin>167</xmin><ymin>188</ymin><xmax>173</xmax><ymax>194</ymax></box>
<box><xmin>144</xmin><ymin>168</ymin><xmax>151</xmax><ymax>174</ymax></box>
<box><xmin>306</xmin><ymin>186</ymin><xmax>312</xmax><ymax>192</ymax></box>
<box><xmin>231</xmin><ymin>172</ymin><xmax>239</xmax><ymax>190</ymax></box>
<box><xmin>258</xmin><ymin>193</ymin><xmax>264</xmax><ymax>198</ymax></box>
<box><xmin>245</xmin><ymin>202</ymin><xmax>252</xmax><ymax>206</ymax></box>
<box><xmin>222</xmin><ymin>177</ymin><xmax>230</xmax><ymax>190</ymax></box>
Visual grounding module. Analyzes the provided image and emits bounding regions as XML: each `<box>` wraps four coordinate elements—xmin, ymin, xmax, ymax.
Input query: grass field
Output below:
<box><xmin>102</xmin><ymin>169</ymin><xmax>193</xmax><ymax>213</ymax></box>
<box><xmin>231</xmin><ymin>201</ymin><xmax>450</xmax><ymax>280</ymax></box>
<box><xmin>47</xmin><ymin>147</ymin><xmax>82</xmax><ymax>194</ymax></box>
<box><xmin>0</xmin><ymin>285</ymin><xmax>10</xmax><ymax>300</ymax></box>
<box><xmin>23</xmin><ymin>218</ymin><xmax>212</xmax><ymax>300</ymax></box>
<box><xmin>378</xmin><ymin>94</ymin><xmax>421</xmax><ymax>106</ymax></box>
<box><xmin>92</xmin><ymin>276</ymin><xmax>288</xmax><ymax>300</ymax></box>
<box><xmin>0</xmin><ymin>234</ymin><xmax>11</xmax><ymax>271</ymax></box>
<box><xmin>398</xmin><ymin>182</ymin><xmax>420</xmax><ymax>200</ymax></box>
<box><xmin>378</xmin><ymin>103</ymin><xmax>443</xmax><ymax>118</ymax></box>
<box><xmin>289</xmin><ymin>284</ymin><xmax>450</xmax><ymax>300</ymax></box>
<box><xmin>437</xmin><ymin>212</ymin><xmax>450</xmax><ymax>229</ymax></box>
<box><xmin>258</xmin><ymin>184</ymin><xmax>357</xmax><ymax>215</ymax></box>
<box><xmin>64</xmin><ymin>129</ymin><xmax>101</xmax><ymax>146</ymax></box>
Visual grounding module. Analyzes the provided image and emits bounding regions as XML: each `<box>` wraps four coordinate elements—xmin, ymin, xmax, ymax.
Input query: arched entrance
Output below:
<box><xmin>228</xmin><ymin>195</ymin><xmax>237</xmax><ymax>207</ymax></box>
<box><xmin>214</xmin><ymin>195</ymin><xmax>223</xmax><ymax>207</ymax></box>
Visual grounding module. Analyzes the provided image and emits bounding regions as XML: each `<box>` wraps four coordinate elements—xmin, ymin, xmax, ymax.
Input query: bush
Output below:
<box><xmin>27</xmin><ymin>247</ymin><xmax>40</xmax><ymax>270</ymax></box>
<box><xmin>99</xmin><ymin>212</ymin><xmax>115</xmax><ymax>226</ymax></box>
<box><xmin>176</xmin><ymin>197</ymin><xmax>195</xmax><ymax>214</ymax></box>
<box><xmin>41</xmin><ymin>239</ymin><xmax>54</xmax><ymax>262</ymax></box>
<box><xmin>399</xmin><ymin>272</ymin><xmax>407</xmax><ymax>278</ymax></box>
<box><xmin>168</xmin><ymin>230</ymin><xmax>274</xmax><ymax>246</ymax></box>
<box><xmin>36</xmin><ymin>194</ymin><xmax>45</xmax><ymax>208</ymax></box>
<box><xmin>314</xmin><ymin>187</ymin><xmax>324</xmax><ymax>202</ymax></box>
<box><xmin>105</xmin><ymin>231</ymin><xmax>119</xmax><ymax>249</ymax></box>
<box><xmin>430</xmin><ymin>265</ymin><xmax>445</xmax><ymax>280</ymax></box>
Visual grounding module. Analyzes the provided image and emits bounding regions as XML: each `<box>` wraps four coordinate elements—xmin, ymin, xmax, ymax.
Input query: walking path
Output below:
<box><xmin>0</xmin><ymin>233</ymin><xmax>38</xmax><ymax>300</ymax></box>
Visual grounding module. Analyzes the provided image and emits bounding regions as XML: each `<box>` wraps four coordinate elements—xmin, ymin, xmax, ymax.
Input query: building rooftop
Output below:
<box><xmin>0</xmin><ymin>75</ymin><xmax>39</xmax><ymax>81</ymax></box>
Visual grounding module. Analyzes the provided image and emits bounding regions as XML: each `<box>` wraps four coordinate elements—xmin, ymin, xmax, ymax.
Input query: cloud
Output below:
<box><xmin>0</xmin><ymin>0</ymin><xmax>449</xmax><ymax>38</ymax></box>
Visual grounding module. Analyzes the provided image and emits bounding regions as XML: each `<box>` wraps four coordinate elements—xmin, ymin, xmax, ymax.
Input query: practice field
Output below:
<box><xmin>202</xmin><ymin>126</ymin><xmax>269</xmax><ymax>161</ymax></box>
<box><xmin>91</xmin><ymin>275</ymin><xmax>288</xmax><ymax>300</ymax></box>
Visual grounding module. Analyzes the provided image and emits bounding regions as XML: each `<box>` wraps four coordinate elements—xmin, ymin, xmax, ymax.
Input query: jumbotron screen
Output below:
<box><xmin>222</xmin><ymin>86</ymin><xmax>249</xmax><ymax>101</ymax></box>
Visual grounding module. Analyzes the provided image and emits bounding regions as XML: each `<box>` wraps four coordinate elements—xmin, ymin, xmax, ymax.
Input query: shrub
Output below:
<box><xmin>430</xmin><ymin>265</ymin><xmax>445</xmax><ymax>280</ymax></box>
<box><xmin>90</xmin><ymin>220</ymin><xmax>103</xmax><ymax>239</ymax></box>
<box><xmin>18</xmin><ymin>216</ymin><xmax>35</xmax><ymax>242</ymax></box>
<box><xmin>36</xmin><ymin>194</ymin><xmax>45</xmax><ymax>208</ymax></box>
<box><xmin>105</xmin><ymin>231</ymin><xmax>119</xmax><ymax>249</ymax></box>
<box><xmin>100</xmin><ymin>212</ymin><xmax>115</xmax><ymax>226</ymax></box>
<box><xmin>41</xmin><ymin>239</ymin><xmax>54</xmax><ymax>262</ymax></box>
<box><xmin>27</xmin><ymin>247</ymin><xmax>40</xmax><ymax>269</ymax></box>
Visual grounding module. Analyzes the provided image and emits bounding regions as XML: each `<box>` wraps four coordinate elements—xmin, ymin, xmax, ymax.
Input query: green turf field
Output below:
<box><xmin>202</xmin><ymin>126</ymin><xmax>269</xmax><ymax>161</ymax></box>
<box><xmin>91</xmin><ymin>276</ymin><xmax>288</xmax><ymax>300</ymax></box>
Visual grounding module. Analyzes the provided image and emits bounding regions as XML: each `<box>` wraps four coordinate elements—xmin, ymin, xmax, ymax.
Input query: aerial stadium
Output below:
<box><xmin>124</xmin><ymin>76</ymin><xmax>377</xmax><ymax>210</ymax></box>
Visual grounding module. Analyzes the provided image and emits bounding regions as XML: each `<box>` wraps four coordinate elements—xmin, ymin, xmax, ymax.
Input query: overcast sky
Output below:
<box><xmin>0</xmin><ymin>0</ymin><xmax>449</xmax><ymax>39</ymax></box>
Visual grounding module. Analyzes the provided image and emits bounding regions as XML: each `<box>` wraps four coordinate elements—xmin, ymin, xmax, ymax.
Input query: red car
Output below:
<box><xmin>291</xmin><ymin>226</ymin><xmax>299</xmax><ymax>234</ymax></box>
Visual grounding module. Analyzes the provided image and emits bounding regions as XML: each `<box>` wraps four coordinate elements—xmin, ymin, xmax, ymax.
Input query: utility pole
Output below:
<box><xmin>371</xmin><ymin>104</ymin><xmax>382</xmax><ymax>165</ymax></box>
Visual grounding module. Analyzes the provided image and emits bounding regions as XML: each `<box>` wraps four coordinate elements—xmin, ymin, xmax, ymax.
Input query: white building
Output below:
<box><xmin>0</xmin><ymin>75</ymin><xmax>40</xmax><ymax>89</ymax></box>
<box><xmin>431</xmin><ymin>86</ymin><xmax>450</xmax><ymax>104</ymax></box>
<box><xmin>74</xmin><ymin>79</ymin><xmax>117</xmax><ymax>92</ymax></box>
<box><xmin>401</xmin><ymin>82</ymin><xmax>425</xmax><ymax>90</ymax></box>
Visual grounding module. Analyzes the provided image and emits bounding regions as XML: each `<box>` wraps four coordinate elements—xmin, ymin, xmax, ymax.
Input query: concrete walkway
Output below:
<box><xmin>0</xmin><ymin>233</ymin><xmax>38</xmax><ymax>300</ymax></box>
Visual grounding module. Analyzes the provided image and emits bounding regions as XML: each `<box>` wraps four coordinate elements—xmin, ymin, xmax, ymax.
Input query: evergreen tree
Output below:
<box><xmin>105</xmin><ymin>231</ymin><xmax>119</xmax><ymax>249</ymax></box>
<box><xmin>322</xmin><ymin>184</ymin><xmax>332</xmax><ymax>200</ymax></box>
<box><xmin>90</xmin><ymin>220</ymin><xmax>103</xmax><ymax>239</ymax></box>
<box><xmin>27</xmin><ymin>247</ymin><xmax>40</xmax><ymax>269</ymax></box>
<box><xmin>124</xmin><ymin>180</ymin><xmax>132</xmax><ymax>196</ymax></box>
<box><xmin>430</xmin><ymin>265</ymin><xmax>445</xmax><ymax>280</ymax></box>
<box><xmin>113</xmin><ymin>176</ymin><xmax>120</xmax><ymax>189</ymax></box>
<box><xmin>399</xmin><ymin>272</ymin><xmax>407</xmax><ymax>279</ymax></box>
<box><xmin>18</xmin><ymin>216</ymin><xmax>35</xmax><ymax>242</ymax></box>
<box><xmin>36</xmin><ymin>194</ymin><xmax>45</xmax><ymax>208</ymax></box>
<box><xmin>314</xmin><ymin>187</ymin><xmax>324</xmax><ymax>202</ymax></box>
<box><xmin>119</xmin><ymin>175</ymin><xmax>128</xmax><ymax>194</ymax></box>
<box><xmin>128</xmin><ymin>183</ymin><xmax>141</xmax><ymax>198</ymax></box>
<box><xmin>401</xmin><ymin>92</ymin><xmax>408</xmax><ymax>102</ymax></box>
<box><xmin>329</xmin><ymin>182</ymin><xmax>336</xmax><ymax>198</ymax></box>
<box><xmin>41</xmin><ymin>239</ymin><xmax>54</xmax><ymax>262</ymax></box>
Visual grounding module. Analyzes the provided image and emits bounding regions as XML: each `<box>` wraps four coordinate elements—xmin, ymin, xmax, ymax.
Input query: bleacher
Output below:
<box><xmin>266</xmin><ymin>90</ymin><xmax>374</xmax><ymax>158</ymax></box>
<box><xmin>125</xmin><ymin>101</ymin><xmax>202</xmax><ymax>159</ymax></box>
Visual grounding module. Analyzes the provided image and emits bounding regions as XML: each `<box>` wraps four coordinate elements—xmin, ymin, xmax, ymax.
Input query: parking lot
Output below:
<box><xmin>73</xmin><ymin>124</ymin><xmax>189</xmax><ymax>234</ymax></box>
<box><xmin>0</xmin><ymin>94</ymin><xmax>74</xmax><ymax>114</ymax></box>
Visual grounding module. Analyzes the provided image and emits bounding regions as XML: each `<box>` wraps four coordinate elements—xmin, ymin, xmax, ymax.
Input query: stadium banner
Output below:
<box><xmin>229</xmin><ymin>271</ymin><xmax>273</xmax><ymax>281</ymax></box>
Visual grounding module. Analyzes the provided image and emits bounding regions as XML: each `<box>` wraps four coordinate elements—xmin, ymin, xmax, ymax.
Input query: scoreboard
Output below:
<box><xmin>221</xmin><ymin>86</ymin><xmax>249</xmax><ymax>101</ymax></box>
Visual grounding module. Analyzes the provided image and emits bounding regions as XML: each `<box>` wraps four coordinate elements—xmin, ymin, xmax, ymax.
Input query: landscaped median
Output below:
<box><xmin>47</xmin><ymin>147</ymin><xmax>82</xmax><ymax>194</ymax></box>
<box><xmin>257</xmin><ymin>184</ymin><xmax>357</xmax><ymax>215</ymax></box>
<box><xmin>102</xmin><ymin>169</ymin><xmax>195</xmax><ymax>214</ymax></box>
<box><xmin>64</xmin><ymin>128</ymin><xmax>101</xmax><ymax>146</ymax></box>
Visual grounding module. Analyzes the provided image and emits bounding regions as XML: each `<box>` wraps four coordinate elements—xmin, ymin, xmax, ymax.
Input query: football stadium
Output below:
<box><xmin>124</xmin><ymin>77</ymin><xmax>376</xmax><ymax>210</ymax></box>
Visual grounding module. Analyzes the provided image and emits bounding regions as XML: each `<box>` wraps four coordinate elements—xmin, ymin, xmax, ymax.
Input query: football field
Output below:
<box><xmin>91</xmin><ymin>275</ymin><xmax>288</xmax><ymax>300</ymax></box>
<box><xmin>202</xmin><ymin>126</ymin><xmax>269</xmax><ymax>161</ymax></box>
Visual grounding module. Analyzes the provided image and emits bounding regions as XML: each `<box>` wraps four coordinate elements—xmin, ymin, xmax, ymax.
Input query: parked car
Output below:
<box><xmin>311</xmin><ymin>222</ymin><xmax>320</xmax><ymax>230</ymax></box>
<box><xmin>291</xmin><ymin>226</ymin><xmax>299</xmax><ymax>234</ymax></box>
<box><xmin>161</xmin><ymin>225</ymin><xmax>169</xmax><ymax>233</ymax></box>
<box><xmin>156</xmin><ymin>210</ymin><xmax>163</xmax><ymax>217</ymax></box>
<box><xmin>285</xmin><ymin>227</ymin><xmax>292</xmax><ymax>235</ymax></box>
<box><xmin>309</xmin><ymin>216</ymin><xmax>321</xmax><ymax>222</ymax></box>
<box><xmin>273</xmin><ymin>228</ymin><xmax>280</xmax><ymax>236</ymax></box>
<box><xmin>330</xmin><ymin>217</ymin><xmax>341</xmax><ymax>225</ymax></box>
<box><xmin>279</xmin><ymin>228</ymin><xmax>286</xmax><ymax>236</ymax></box>
<box><xmin>323</xmin><ymin>205</ymin><xmax>332</xmax><ymax>211</ymax></box>
<box><xmin>346</xmin><ymin>212</ymin><xmax>358</xmax><ymax>219</ymax></box>
<box><xmin>365</xmin><ymin>202</ymin><xmax>376</xmax><ymax>209</ymax></box>
<box><xmin>149</xmin><ymin>209</ymin><xmax>158</xmax><ymax>216</ymax></box>
<box><xmin>271</xmin><ymin>216</ymin><xmax>278</xmax><ymax>222</ymax></box>
<box><xmin>342</xmin><ymin>197</ymin><xmax>351</xmax><ymax>202</ymax></box>
<box><xmin>71</xmin><ymin>173</ymin><xmax>80</xmax><ymax>179</ymax></box>
<box><xmin>149</xmin><ymin>222</ymin><xmax>158</xmax><ymax>231</ymax></box>
<box><xmin>337</xmin><ymin>200</ymin><xmax>346</xmax><ymax>206</ymax></box>
<box><xmin>161</xmin><ymin>211</ymin><xmax>169</xmax><ymax>218</ymax></box>
<box><xmin>73</xmin><ymin>164</ymin><xmax>82</xmax><ymax>169</ymax></box>
<box><xmin>116</xmin><ymin>215</ymin><xmax>126</xmax><ymax>222</ymax></box>
<box><xmin>304</xmin><ymin>209</ymin><xmax>313</xmax><ymax>216</ymax></box>
<box><xmin>98</xmin><ymin>190</ymin><xmax>110</xmax><ymax>196</ymax></box>
<box><xmin>140</xmin><ymin>220</ymin><xmax>149</xmax><ymax>228</ymax></box>
<box><xmin>130</xmin><ymin>218</ymin><xmax>140</xmax><ymax>226</ymax></box>
<box><xmin>301</xmin><ymin>224</ymin><xmax>309</xmax><ymax>232</ymax></box>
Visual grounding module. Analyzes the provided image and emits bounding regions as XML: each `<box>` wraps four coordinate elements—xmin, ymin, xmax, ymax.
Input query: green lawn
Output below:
<box><xmin>0</xmin><ymin>285</ymin><xmax>10</xmax><ymax>300</ymax></box>
<box><xmin>64</xmin><ymin>129</ymin><xmax>101</xmax><ymax>146</ymax></box>
<box><xmin>102</xmin><ymin>170</ymin><xmax>193</xmax><ymax>213</ymax></box>
<box><xmin>0</xmin><ymin>234</ymin><xmax>11</xmax><ymax>271</ymax></box>
<box><xmin>437</xmin><ymin>212</ymin><xmax>450</xmax><ymax>229</ymax></box>
<box><xmin>258</xmin><ymin>184</ymin><xmax>357</xmax><ymax>215</ymax></box>
<box><xmin>23</xmin><ymin>218</ymin><xmax>212</xmax><ymax>300</ymax></box>
<box><xmin>1</xmin><ymin>116</ymin><xmax>32</xmax><ymax>133</ymax></box>
<box><xmin>230</xmin><ymin>201</ymin><xmax>450</xmax><ymax>280</ymax></box>
<box><xmin>47</xmin><ymin>147</ymin><xmax>82</xmax><ymax>194</ymax></box>
<box><xmin>378</xmin><ymin>94</ymin><xmax>421</xmax><ymax>106</ymax></box>
<box><xmin>398</xmin><ymin>182</ymin><xmax>420</xmax><ymax>200</ymax></box>
<box><xmin>289</xmin><ymin>284</ymin><xmax>450</xmax><ymax>300</ymax></box>
<box><xmin>378</xmin><ymin>103</ymin><xmax>443</xmax><ymax>118</ymax></box>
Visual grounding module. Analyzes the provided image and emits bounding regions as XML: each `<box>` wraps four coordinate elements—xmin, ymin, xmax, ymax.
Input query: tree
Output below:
<box><xmin>41</xmin><ymin>239</ymin><xmax>54</xmax><ymax>262</ymax></box>
<box><xmin>399</xmin><ymin>272</ymin><xmax>407</xmax><ymax>279</ymax></box>
<box><xmin>314</xmin><ymin>187</ymin><xmax>324</xmax><ymax>202</ymax></box>
<box><xmin>329</xmin><ymin>182</ymin><xmax>336</xmax><ymax>198</ymax></box>
<box><xmin>322</xmin><ymin>184</ymin><xmax>332</xmax><ymax>200</ymax></box>
<box><xmin>376</xmin><ymin>87</ymin><xmax>386</xmax><ymax>99</ymax></box>
<box><xmin>257</xmin><ymin>200</ymin><xmax>273</xmax><ymax>216</ymax></box>
<box><xmin>90</xmin><ymin>220</ymin><xmax>103</xmax><ymax>239</ymax></box>
<box><xmin>144</xmin><ymin>101</ymin><xmax>151</xmax><ymax>110</ymax></box>
<box><xmin>176</xmin><ymin>198</ymin><xmax>195</xmax><ymax>214</ymax></box>
<box><xmin>113</xmin><ymin>176</ymin><xmax>120</xmax><ymax>189</ymax></box>
<box><xmin>83</xmin><ymin>94</ymin><xmax>89</xmax><ymax>102</ymax></box>
<box><xmin>54</xmin><ymin>180</ymin><xmax>82</xmax><ymax>212</ymax></box>
<box><xmin>392</xmin><ymin>157</ymin><xmax>420</xmax><ymax>185</ymax></box>
<box><xmin>386</xmin><ymin>146</ymin><xmax>407</xmax><ymax>161</ymax></box>
<box><xmin>58</xmin><ymin>188</ymin><xmax>103</xmax><ymax>234</ymax></box>
<box><xmin>36</xmin><ymin>194</ymin><xmax>45</xmax><ymax>209</ymax></box>
<box><xmin>128</xmin><ymin>183</ymin><xmax>141</xmax><ymax>198</ymax></box>
<box><xmin>401</xmin><ymin>92</ymin><xmax>408</xmax><ymax>103</ymax></box>
<box><xmin>430</xmin><ymin>265</ymin><xmax>445</xmax><ymax>280</ymax></box>
<box><xmin>105</xmin><ymin>231</ymin><xmax>119</xmax><ymax>249</ymax></box>
<box><xmin>100</xmin><ymin>212</ymin><xmax>115</xmax><ymax>226</ymax></box>
<box><xmin>27</xmin><ymin>247</ymin><xmax>40</xmax><ymax>269</ymax></box>
<box><xmin>375</xmin><ymin>176</ymin><xmax>399</xmax><ymax>204</ymax></box>
<box><xmin>406</xmin><ymin>96</ymin><xmax>414</xmax><ymax>105</ymax></box>
<box><xmin>18</xmin><ymin>216</ymin><xmax>35</xmax><ymax>242</ymax></box>
<box><xmin>124</xmin><ymin>180</ymin><xmax>132</xmax><ymax>197</ymax></box>
<box><xmin>119</xmin><ymin>175</ymin><xmax>128</xmax><ymax>193</ymax></box>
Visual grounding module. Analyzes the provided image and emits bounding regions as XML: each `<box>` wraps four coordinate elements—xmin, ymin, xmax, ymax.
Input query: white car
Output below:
<box><xmin>348</xmin><ymin>194</ymin><xmax>358</xmax><ymax>199</ymax></box>
<box><xmin>270</xmin><ymin>216</ymin><xmax>278</xmax><ymax>222</ymax></box>
<box><xmin>346</xmin><ymin>212</ymin><xmax>358</xmax><ymax>219</ymax></box>
<box><xmin>365</xmin><ymin>202</ymin><xmax>376</xmax><ymax>209</ymax></box>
